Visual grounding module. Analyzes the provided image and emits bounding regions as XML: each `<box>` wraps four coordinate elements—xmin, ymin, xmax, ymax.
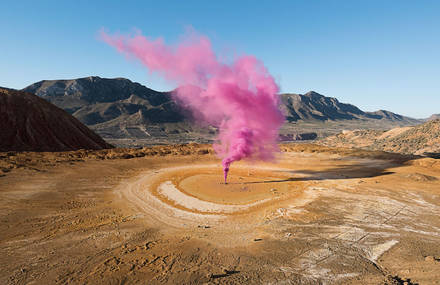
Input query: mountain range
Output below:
<box><xmin>23</xmin><ymin>76</ymin><xmax>426</xmax><ymax>146</ymax></box>
<box><xmin>280</xmin><ymin>91</ymin><xmax>419</xmax><ymax>124</ymax></box>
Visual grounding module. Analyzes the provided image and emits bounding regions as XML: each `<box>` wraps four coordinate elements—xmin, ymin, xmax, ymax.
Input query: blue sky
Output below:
<box><xmin>1</xmin><ymin>0</ymin><xmax>439</xmax><ymax>118</ymax></box>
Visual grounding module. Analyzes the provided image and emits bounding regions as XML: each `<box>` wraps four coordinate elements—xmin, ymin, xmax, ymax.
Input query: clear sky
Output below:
<box><xmin>1</xmin><ymin>0</ymin><xmax>439</xmax><ymax>118</ymax></box>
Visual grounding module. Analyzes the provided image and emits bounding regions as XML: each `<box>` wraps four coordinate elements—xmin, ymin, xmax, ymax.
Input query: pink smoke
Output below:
<box><xmin>101</xmin><ymin>29</ymin><xmax>285</xmax><ymax>183</ymax></box>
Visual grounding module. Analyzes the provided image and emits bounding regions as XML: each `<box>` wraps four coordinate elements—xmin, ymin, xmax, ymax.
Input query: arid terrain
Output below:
<box><xmin>1</xmin><ymin>144</ymin><xmax>439</xmax><ymax>284</ymax></box>
<box><xmin>21</xmin><ymin>77</ymin><xmax>423</xmax><ymax>147</ymax></box>
<box><xmin>3</xmin><ymin>2</ymin><xmax>439</xmax><ymax>284</ymax></box>
<box><xmin>319</xmin><ymin>120</ymin><xmax>440</xmax><ymax>156</ymax></box>
<box><xmin>0</xmin><ymin>87</ymin><xmax>111</xmax><ymax>151</ymax></box>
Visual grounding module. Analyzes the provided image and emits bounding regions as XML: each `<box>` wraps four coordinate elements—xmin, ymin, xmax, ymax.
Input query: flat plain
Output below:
<box><xmin>1</xmin><ymin>144</ymin><xmax>439</xmax><ymax>284</ymax></box>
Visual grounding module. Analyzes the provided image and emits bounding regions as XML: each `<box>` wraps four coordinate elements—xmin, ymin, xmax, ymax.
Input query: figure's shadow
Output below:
<box><xmin>229</xmin><ymin>163</ymin><xmax>395</xmax><ymax>185</ymax></box>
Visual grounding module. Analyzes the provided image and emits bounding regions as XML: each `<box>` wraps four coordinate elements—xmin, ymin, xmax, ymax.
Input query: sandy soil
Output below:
<box><xmin>318</xmin><ymin>120</ymin><xmax>440</xmax><ymax>156</ymax></box>
<box><xmin>1</xmin><ymin>144</ymin><xmax>440</xmax><ymax>284</ymax></box>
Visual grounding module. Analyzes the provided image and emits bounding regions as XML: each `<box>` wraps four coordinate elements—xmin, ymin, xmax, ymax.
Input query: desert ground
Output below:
<box><xmin>1</xmin><ymin>144</ymin><xmax>440</xmax><ymax>284</ymax></box>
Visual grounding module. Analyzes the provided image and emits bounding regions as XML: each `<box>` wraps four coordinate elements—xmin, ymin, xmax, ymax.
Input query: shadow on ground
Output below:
<box><xmin>229</xmin><ymin>164</ymin><xmax>396</xmax><ymax>185</ymax></box>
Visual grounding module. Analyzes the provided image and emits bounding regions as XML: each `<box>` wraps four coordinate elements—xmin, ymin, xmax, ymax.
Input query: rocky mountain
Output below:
<box><xmin>427</xmin><ymin>114</ymin><xmax>440</xmax><ymax>121</ymax></box>
<box><xmin>0</xmin><ymin>87</ymin><xmax>112</xmax><ymax>151</ymax></box>
<box><xmin>364</xmin><ymin>109</ymin><xmax>418</xmax><ymax>123</ymax></box>
<box><xmin>23</xmin><ymin>76</ymin><xmax>183</xmax><ymax>123</ymax></box>
<box><xmin>22</xmin><ymin>77</ymin><xmax>422</xmax><ymax>146</ymax></box>
<box><xmin>319</xmin><ymin>119</ymin><xmax>440</xmax><ymax>156</ymax></box>
<box><xmin>22</xmin><ymin>77</ymin><xmax>203</xmax><ymax>145</ymax></box>
<box><xmin>280</xmin><ymin>91</ymin><xmax>420</xmax><ymax>124</ymax></box>
<box><xmin>280</xmin><ymin>91</ymin><xmax>365</xmax><ymax>121</ymax></box>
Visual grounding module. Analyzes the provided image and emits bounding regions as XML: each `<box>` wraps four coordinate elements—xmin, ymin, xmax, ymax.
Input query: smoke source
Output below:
<box><xmin>101</xmin><ymin>29</ymin><xmax>285</xmax><ymax>183</ymax></box>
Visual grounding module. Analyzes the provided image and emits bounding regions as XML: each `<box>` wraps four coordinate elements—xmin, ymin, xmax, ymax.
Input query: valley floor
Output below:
<box><xmin>1</xmin><ymin>145</ymin><xmax>439</xmax><ymax>284</ymax></box>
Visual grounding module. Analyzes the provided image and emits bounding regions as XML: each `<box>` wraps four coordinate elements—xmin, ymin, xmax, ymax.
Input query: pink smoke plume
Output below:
<box><xmin>101</xmin><ymin>29</ymin><xmax>285</xmax><ymax>183</ymax></box>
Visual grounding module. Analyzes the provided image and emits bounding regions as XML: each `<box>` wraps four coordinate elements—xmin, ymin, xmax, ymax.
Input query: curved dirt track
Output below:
<box><xmin>1</xmin><ymin>145</ymin><xmax>440</xmax><ymax>284</ymax></box>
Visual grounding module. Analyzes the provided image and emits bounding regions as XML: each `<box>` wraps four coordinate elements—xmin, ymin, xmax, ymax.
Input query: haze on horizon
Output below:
<box><xmin>1</xmin><ymin>0</ymin><xmax>439</xmax><ymax>118</ymax></box>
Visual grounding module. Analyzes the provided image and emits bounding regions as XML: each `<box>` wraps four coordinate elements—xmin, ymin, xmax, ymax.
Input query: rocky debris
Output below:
<box><xmin>424</xmin><ymin>255</ymin><xmax>440</xmax><ymax>262</ymax></box>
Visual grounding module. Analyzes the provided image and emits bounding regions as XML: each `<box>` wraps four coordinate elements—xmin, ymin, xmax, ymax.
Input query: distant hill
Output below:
<box><xmin>319</xmin><ymin>119</ymin><xmax>440</xmax><ymax>155</ymax></box>
<box><xmin>364</xmin><ymin>109</ymin><xmax>418</xmax><ymax>123</ymax></box>
<box><xmin>23</xmin><ymin>76</ymin><xmax>183</xmax><ymax>123</ymax></box>
<box><xmin>427</xmin><ymin>114</ymin><xmax>440</xmax><ymax>121</ymax></box>
<box><xmin>22</xmin><ymin>77</ymin><xmax>202</xmax><ymax>144</ymax></box>
<box><xmin>281</xmin><ymin>91</ymin><xmax>365</xmax><ymax>121</ymax></box>
<box><xmin>0</xmin><ymin>87</ymin><xmax>112</xmax><ymax>151</ymax></box>
<box><xmin>22</xmin><ymin>77</ymin><xmax>422</xmax><ymax>146</ymax></box>
<box><xmin>280</xmin><ymin>91</ymin><xmax>420</xmax><ymax>124</ymax></box>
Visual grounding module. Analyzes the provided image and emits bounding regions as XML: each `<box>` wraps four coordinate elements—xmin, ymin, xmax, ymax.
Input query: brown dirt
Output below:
<box><xmin>1</xmin><ymin>144</ymin><xmax>439</xmax><ymax>284</ymax></box>
<box><xmin>0</xmin><ymin>88</ymin><xmax>112</xmax><ymax>151</ymax></box>
<box><xmin>319</xmin><ymin>119</ymin><xmax>440</xmax><ymax>156</ymax></box>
